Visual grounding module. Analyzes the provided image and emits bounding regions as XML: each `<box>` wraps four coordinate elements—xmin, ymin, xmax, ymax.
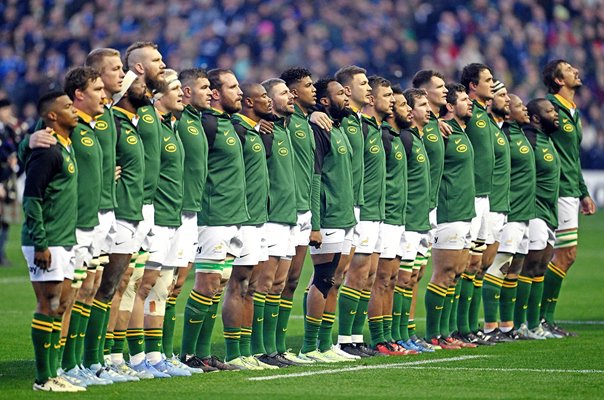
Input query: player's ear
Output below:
<box><xmin>319</xmin><ymin>97</ymin><xmax>329</xmax><ymax>107</ymax></box>
<box><xmin>446</xmin><ymin>102</ymin><xmax>454</xmax><ymax>114</ymax></box>
<box><xmin>343</xmin><ymin>86</ymin><xmax>352</xmax><ymax>97</ymax></box>
<box><xmin>182</xmin><ymin>86</ymin><xmax>192</xmax><ymax>98</ymax></box>
<box><xmin>211</xmin><ymin>88</ymin><xmax>220</xmax><ymax>101</ymax></box>
<box><xmin>290</xmin><ymin>88</ymin><xmax>299</xmax><ymax>99</ymax></box>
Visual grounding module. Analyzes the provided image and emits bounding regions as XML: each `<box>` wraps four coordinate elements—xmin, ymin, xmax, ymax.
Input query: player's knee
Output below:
<box><xmin>285</xmin><ymin>274</ymin><xmax>300</xmax><ymax>294</ymax></box>
<box><xmin>312</xmin><ymin>254</ymin><xmax>340</xmax><ymax>298</ymax></box>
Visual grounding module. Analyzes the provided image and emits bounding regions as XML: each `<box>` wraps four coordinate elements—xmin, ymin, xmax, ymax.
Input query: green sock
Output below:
<box><xmin>318</xmin><ymin>312</ymin><xmax>335</xmax><ymax>352</ymax></box>
<box><xmin>223</xmin><ymin>327</ymin><xmax>241</xmax><ymax>361</ymax></box>
<box><xmin>62</xmin><ymin>305</ymin><xmax>81</xmax><ymax>371</ymax></box>
<box><xmin>440</xmin><ymin>287</ymin><xmax>455</xmax><ymax>338</ymax></box>
<box><xmin>541</xmin><ymin>262</ymin><xmax>565</xmax><ymax>323</ymax></box>
<box><xmin>144</xmin><ymin>328</ymin><xmax>163</xmax><ymax>355</ymax></box>
<box><xmin>162</xmin><ymin>297</ymin><xmax>177</xmax><ymax>356</ymax></box>
<box><xmin>111</xmin><ymin>330</ymin><xmax>126</xmax><ymax>357</ymax></box>
<box><xmin>240</xmin><ymin>327</ymin><xmax>252</xmax><ymax>357</ymax></box>
<box><xmin>469</xmin><ymin>278</ymin><xmax>483</xmax><ymax>333</ymax></box>
<box><xmin>31</xmin><ymin>313</ymin><xmax>53</xmax><ymax>383</ymax></box>
<box><xmin>180</xmin><ymin>290</ymin><xmax>212</xmax><ymax>358</ymax></box>
<box><xmin>338</xmin><ymin>286</ymin><xmax>361</xmax><ymax>339</ymax></box>
<box><xmin>251</xmin><ymin>292</ymin><xmax>267</xmax><ymax>355</ymax></box>
<box><xmin>449</xmin><ymin>279</ymin><xmax>461</xmax><ymax>333</ymax></box>
<box><xmin>401</xmin><ymin>289</ymin><xmax>413</xmax><ymax>341</ymax></box>
<box><xmin>126</xmin><ymin>328</ymin><xmax>144</xmax><ymax>357</ymax></box>
<box><xmin>391</xmin><ymin>287</ymin><xmax>403</xmax><ymax>341</ymax></box>
<box><xmin>529</xmin><ymin>275</ymin><xmax>545</xmax><ymax>329</ymax></box>
<box><xmin>301</xmin><ymin>315</ymin><xmax>321</xmax><ymax>353</ymax></box>
<box><xmin>514</xmin><ymin>275</ymin><xmax>532</xmax><ymax>329</ymax></box>
<box><xmin>97</xmin><ymin>303</ymin><xmax>111</xmax><ymax>365</ymax></box>
<box><xmin>368</xmin><ymin>316</ymin><xmax>385</xmax><ymax>347</ymax></box>
<box><xmin>302</xmin><ymin>289</ymin><xmax>308</xmax><ymax>317</ymax></box>
<box><xmin>276</xmin><ymin>296</ymin><xmax>293</xmax><ymax>354</ymax></box>
<box><xmin>103</xmin><ymin>331</ymin><xmax>114</xmax><ymax>359</ymax></box>
<box><xmin>75</xmin><ymin>302</ymin><xmax>90</xmax><ymax>365</ymax></box>
<box><xmin>196</xmin><ymin>293</ymin><xmax>221</xmax><ymax>359</ymax></box>
<box><xmin>83</xmin><ymin>299</ymin><xmax>108</xmax><ymax>367</ymax></box>
<box><xmin>457</xmin><ymin>273</ymin><xmax>475</xmax><ymax>335</ymax></box>
<box><xmin>59</xmin><ymin>337</ymin><xmax>66</xmax><ymax>369</ymax></box>
<box><xmin>500</xmin><ymin>277</ymin><xmax>518</xmax><ymax>323</ymax></box>
<box><xmin>482</xmin><ymin>274</ymin><xmax>503</xmax><ymax>325</ymax></box>
<box><xmin>382</xmin><ymin>315</ymin><xmax>393</xmax><ymax>342</ymax></box>
<box><xmin>425</xmin><ymin>283</ymin><xmax>447</xmax><ymax>339</ymax></box>
<box><xmin>351</xmin><ymin>290</ymin><xmax>370</xmax><ymax>340</ymax></box>
<box><xmin>263</xmin><ymin>294</ymin><xmax>280</xmax><ymax>355</ymax></box>
<box><xmin>49</xmin><ymin>318</ymin><xmax>62</xmax><ymax>377</ymax></box>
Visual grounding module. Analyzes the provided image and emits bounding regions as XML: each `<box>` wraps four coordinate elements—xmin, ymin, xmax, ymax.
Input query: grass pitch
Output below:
<box><xmin>1</xmin><ymin>214</ymin><xmax>603</xmax><ymax>399</ymax></box>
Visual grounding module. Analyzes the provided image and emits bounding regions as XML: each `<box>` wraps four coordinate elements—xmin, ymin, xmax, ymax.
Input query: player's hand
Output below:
<box><xmin>258</xmin><ymin>119</ymin><xmax>274</xmax><ymax>135</ymax></box>
<box><xmin>310</xmin><ymin>112</ymin><xmax>332</xmax><ymax>131</ymax></box>
<box><xmin>115</xmin><ymin>166</ymin><xmax>122</xmax><ymax>181</ymax></box>
<box><xmin>29</xmin><ymin>128</ymin><xmax>56</xmax><ymax>149</ymax></box>
<box><xmin>309</xmin><ymin>230</ymin><xmax>322</xmax><ymax>249</ymax></box>
<box><xmin>34</xmin><ymin>249</ymin><xmax>52</xmax><ymax>270</ymax></box>
<box><xmin>580</xmin><ymin>196</ymin><xmax>597</xmax><ymax>215</ymax></box>
<box><xmin>438</xmin><ymin>119</ymin><xmax>452</xmax><ymax>137</ymax></box>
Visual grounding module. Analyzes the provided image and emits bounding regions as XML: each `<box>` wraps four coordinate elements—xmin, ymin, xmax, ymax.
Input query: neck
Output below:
<box><xmin>241</xmin><ymin>109</ymin><xmax>260</xmax><ymax>123</ymax></box>
<box><xmin>103</xmin><ymin>88</ymin><xmax>114</xmax><ymax>100</ymax></box>
<box><xmin>211</xmin><ymin>102</ymin><xmax>226</xmax><ymax>113</ymax></box>
<box><xmin>349</xmin><ymin>100</ymin><xmax>363</xmax><ymax>113</ymax></box>
<box><xmin>49</xmin><ymin>123</ymin><xmax>70</xmax><ymax>139</ymax></box>
<box><xmin>386</xmin><ymin>117</ymin><xmax>399</xmax><ymax>131</ymax></box>
<box><xmin>412</xmin><ymin>121</ymin><xmax>425</xmax><ymax>131</ymax></box>
<box><xmin>116</xmin><ymin>98</ymin><xmax>137</xmax><ymax>114</ymax></box>
<box><xmin>557</xmin><ymin>87</ymin><xmax>575</xmax><ymax>104</ymax></box>
<box><xmin>295</xmin><ymin>101</ymin><xmax>309</xmax><ymax>115</ymax></box>
<box><xmin>363</xmin><ymin>107</ymin><xmax>382</xmax><ymax>124</ymax></box>
<box><xmin>73</xmin><ymin>103</ymin><xmax>95</xmax><ymax>119</ymax></box>
<box><xmin>155</xmin><ymin>102</ymin><xmax>170</xmax><ymax>115</ymax></box>
<box><xmin>452</xmin><ymin>115</ymin><xmax>466</xmax><ymax>129</ymax></box>
<box><xmin>429</xmin><ymin>102</ymin><xmax>440</xmax><ymax>116</ymax></box>
<box><xmin>469</xmin><ymin>92</ymin><xmax>486</xmax><ymax>106</ymax></box>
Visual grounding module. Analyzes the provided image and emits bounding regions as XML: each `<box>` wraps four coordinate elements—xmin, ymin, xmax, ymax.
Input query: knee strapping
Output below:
<box><xmin>470</xmin><ymin>240</ymin><xmax>487</xmax><ymax>255</ymax></box>
<box><xmin>486</xmin><ymin>253</ymin><xmax>513</xmax><ymax>279</ymax></box>
<box><xmin>145</xmin><ymin>268</ymin><xmax>175</xmax><ymax>317</ymax></box>
<box><xmin>312</xmin><ymin>253</ymin><xmax>341</xmax><ymax>298</ymax></box>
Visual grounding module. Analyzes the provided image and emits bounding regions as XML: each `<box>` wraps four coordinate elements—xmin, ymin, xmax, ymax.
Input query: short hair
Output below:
<box><xmin>335</xmin><ymin>65</ymin><xmax>367</xmax><ymax>86</ymax></box>
<box><xmin>178</xmin><ymin>68</ymin><xmax>208</xmax><ymax>88</ymax></box>
<box><xmin>157</xmin><ymin>69</ymin><xmax>178</xmax><ymax>93</ymax></box>
<box><xmin>445</xmin><ymin>83</ymin><xmax>466</xmax><ymax>105</ymax></box>
<box><xmin>64</xmin><ymin>67</ymin><xmax>101</xmax><ymax>100</ymax></box>
<box><xmin>526</xmin><ymin>98</ymin><xmax>549</xmax><ymax>120</ymax></box>
<box><xmin>37</xmin><ymin>90</ymin><xmax>67</xmax><ymax>116</ymax></box>
<box><xmin>403</xmin><ymin>88</ymin><xmax>427</xmax><ymax>109</ymax></box>
<box><xmin>261</xmin><ymin>78</ymin><xmax>286</xmax><ymax>97</ymax></box>
<box><xmin>125</xmin><ymin>41</ymin><xmax>158</xmax><ymax>70</ymax></box>
<box><xmin>85</xmin><ymin>48</ymin><xmax>121</xmax><ymax>71</ymax></box>
<box><xmin>460</xmin><ymin>63</ymin><xmax>491</xmax><ymax>93</ymax></box>
<box><xmin>315</xmin><ymin>77</ymin><xmax>336</xmax><ymax>101</ymax></box>
<box><xmin>391</xmin><ymin>84</ymin><xmax>404</xmax><ymax>95</ymax></box>
<box><xmin>280</xmin><ymin>67</ymin><xmax>312</xmax><ymax>88</ymax></box>
<box><xmin>207</xmin><ymin>68</ymin><xmax>234</xmax><ymax>91</ymax></box>
<box><xmin>542</xmin><ymin>59</ymin><xmax>567</xmax><ymax>94</ymax></box>
<box><xmin>412</xmin><ymin>69</ymin><xmax>445</xmax><ymax>89</ymax></box>
<box><xmin>368</xmin><ymin>75</ymin><xmax>391</xmax><ymax>92</ymax></box>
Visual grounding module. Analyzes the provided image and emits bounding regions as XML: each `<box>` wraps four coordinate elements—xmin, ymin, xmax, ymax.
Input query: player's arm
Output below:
<box><xmin>381</xmin><ymin>127</ymin><xmax>393</xmax><ymax>156</ymax></box>
<box><xmin>309</xmin><ymin>123</ymin><xmax>330</xmax><ymax>248</ymax></box>
<box><xmin>201</xmin><ymin>113</ymin><xmax>218</xmax><ymax>149</ymax></box>
<box><xmin>578</xmin><ymin>165</ymin><xmax>596</xmax><ymax>214</ymax></box>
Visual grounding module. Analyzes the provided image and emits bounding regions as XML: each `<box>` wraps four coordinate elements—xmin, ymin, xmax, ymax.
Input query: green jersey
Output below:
<box><xmin>153</xmin><ymin>115</ymin><xmax>184</xmax><ymax>227</ymax></box>
<box><xmin>437</xmin><ymin>119</ymin><xmax>476</xmax><ymax>224</ymax></box>
<box><xmin>22</xmin><ymin>135</ymin><xmax>78</xmax><ymax>250</ymax></box>
<box><xmin>400</xmin><ymin>127</ymin><xmax>431</xmax><ymax>232</ymax></box>
<box><xmin>72</xmin><ymin>111</ymin><xmax>103</xmax><ymax>228</ymax></box>
<box><xmin>137</xmin><ymin>105</ymin><xmax>161</xmax><ymax>204</ymax></box>
<box><xmin>489</xmin><ymin>118</ymin><xmax>511</xmax><ymax>214</ymax></box>
<box><xmin>95</xmin><ymin>105</ymin><xmax>117</xmax><ymax>210</ymax></box>
<box><xmin>381</xmin><ymin>122</ymin><xmax>407</xmax><ymax>226</ymax></box>
<box><xmin>341</xmin><ymin>111</ymin><xmax>364</xmax><ymax>206</ymax></box>
<box><xmin>423</xmin><ymin>112</ymin><xmax>445</xmax><ymax>210</ymax></box>
<box><xmin>310</xmin><ymin>116</ymin><xmax>356</xmax><ymax>230</ymax></box>
<box><xmin>289</xmin><ymin>104</ymin><xmax>316</xmax><ymax>212</ymax></box>
<box><xmin>466</xmin><ymin>100</ymin><xmax>495</xmax><ymax>196</ymax></box>
<box><xmin>113</xmin><ymin>106</ymin><xmax>145</xmax><ymax>222</ymax></box>
<box><xmin>502</xmin><ymin>122</ymin><xmax>536</xmax><ymax>222</ymax></box>
<box><xmin>524</xmin><ymin>125</ymin><xmax>561</xmax><ymax>228</ymax></box>
<box><xmin>360</xmin><ymin>115</ymin><xmax>386</xmax><ymax>221</ymax></box>
<box><xmin>178</xmin><ymin>104</ymin><xmax>208</xmax><ymax>213</ymax></box>
<box><xmin>199</xmin><ymin>108</ymin><xmax>249</xmax><ymax>226</ymax></box>
<box><xmin>232</xmin><ymin>114</ymin><xmax>269</xmax><ymax>226</ymax></box>
<box><xmin>547</xmin><ymin>94</ymin><xmax>589</xmax><ymax>199</ymax></box>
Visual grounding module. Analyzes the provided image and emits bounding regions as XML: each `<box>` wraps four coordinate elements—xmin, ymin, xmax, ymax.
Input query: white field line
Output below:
<box><xmin>247</xmin><ymin>355</ymin><xmax>489</xmax><ymax>381</ymax></box>
<box><xmin>401</xmin><ymin>366</ymin><xmax>604</xmax><ymax>374</ymax></box>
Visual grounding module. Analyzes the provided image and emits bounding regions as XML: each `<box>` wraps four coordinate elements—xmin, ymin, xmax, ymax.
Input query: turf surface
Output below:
<box><xmin>1</xmin><ymin>213</ymin><xmax>603</xmax><ymax>398</ymax></box>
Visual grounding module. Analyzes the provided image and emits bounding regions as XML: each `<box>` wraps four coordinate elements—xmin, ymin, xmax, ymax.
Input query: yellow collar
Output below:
<box><xmin>554</xmin><ymin>94</ymin><xmax>576</xmax><ymax>110</ymax></box>
<box><xmin>76</xmin><ymin>109</ymin><xmax>94</xmax><ymax>125</ymax></box>
<box><xmin>237</xmin><ymin>113</ymin><xmax>257</xmax><ymax>128</ymax></box>
<box><xmin>54</xmin><ymin>132</ymin><xmax>72</xmax><ymax>147</ymax></box>
<box><xmin>113</xmin><ymin>106</ymin><xmax>137</xmax><ymax>121</ymax></box>
<box><xmin>350</xmin><ymin>105</ymin><xmax>361</xmax><ymax>114</ymax></box>
<box><xmin>475</xmin><ymin>99</ymin><xmax>487</xmax><ymax>108</ymax></box>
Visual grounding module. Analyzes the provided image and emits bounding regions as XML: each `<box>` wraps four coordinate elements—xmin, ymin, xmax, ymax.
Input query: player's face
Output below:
<box><xmin>141</xmin><ymin>47</ymin><xmax>166</xmax><ymax>87</ymax></box>
<box><xmin>251</xmin><ymin>86</ymin><xmax>273</xmax><ymax>118</ymax></box>
<box><xmin>189</xmin><ymin>77</ymin><xmax>212</xmax><ymax>110</ymax></box>
<box><xmin>412</xmin><ymin>95</ymin><xmax>431</xmax><ymax>127</ymax></box>
<box><xmin>327</xmin><ymin>81</ymin><xmax>349</xmax><ymax>113</ymax></box>
<box><xmin>558</xmin><ymin>62</ymin><xmax>582</xmax><ymax>89</ymax></box>
<box><xmin>491</xmin><ymin>88</ymin><xmax>510</xmax><ymax>116</ymax></box>
<box><xmin>426</xmin><ymin>76</ymin><xmax>448</xmax><ymax>108</ymax></box>
<box><xmin>293</xmin><ymin>76</ymin><xmax>316</xmax><ymax>108</ymax></box>
<box><xmin>393</xmin><ymin>93</ymin><xmax>412</xmax><ymax>123</ymax></box>
<box><xmin>374</xmin><ymin>85</ymin><xmax>395</xmax><ymax>118</ymax></box>
<box><xmin>453</xmin><ymin>91</ymin><xmax>473</xmax><ymax>120</ymax></box>
<box><xmin>475</xmin><ymin>68</ymin><xmax>494</xmax><ymax>101</ymax></box>
<box><xmin>53</xmin><ymin>95</ymin><xmax>79</xmax><ymax>129</ymax></box>
<box><xmin>216</xmin><ymin>73</ymin><xmax>243</xmax><ymax>114</ymax></box>
<box><xmin>161</xmin><ymin>83</ymin><xmax>184</xmax><ymax>113</ymax></box>
<box><xmin>82</xmin><ymin>77</ymin><xmax>106</xmax><ymax>117</ymax></box>
<box><xmin>99</xmin><ymin>55</ymin><xmax>125</xmax><ymax>96</ymax></box>
<box><xmin>541</xmin><ymin>101</ymin><xmax>559</xmax><ymax>131</ymax></box>
<box><xmin>509</xmin><ymin>96</ymin><xmax>529</xmax><ymax>124</ymax></box>
<box><xmin>349</xmin><ymin>73</ymin><xmax>372</xmax><ymax>107</ymax></box>
<box><xmin>128</xmin><ymin>76</ymin><xmax>149</xmax><ymax>108</ymax></box>
<box><xmin>271</xmin><ymin>82</ymin><xmax>295</xmax><ymax>116</ymax></box>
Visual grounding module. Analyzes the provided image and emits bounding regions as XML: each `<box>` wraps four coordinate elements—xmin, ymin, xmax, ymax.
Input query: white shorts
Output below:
<box><xmin>433</xmin><ymin>221</ymin><xmax>472</xmax><ymax>250</ymax></box>
<box><xmin>293</xmin><ymin>211</ymin><xmax>312</xmax><ymax>246</ymax></box>
<box><xmin>310</xmin><ymin>227</ymin><xmax>354</xmax><ymax>255</ymax></box>
<box><xmin>146</xmin><ymin>225</ymin><xmax>178</xmax><ymax>269</ymax></box>
<box><xmin>428</xmin><ymin>208</ymin><xmax>438</xmax><ymax>244</ymax></box>
<box><xmin>486</xmin><ymin>212</ymin><xmax>507</xmax><ymax>245</ymax></box>
<box><xmin>74</xmin><ymin>228</ymin><xmax>95</xmax><ymax>267</ymax></box>
<box><xmin>164</xmin><ymin>212</ymin><xmax>198</xmax><ymax>267</ymax></box>
<box><xmin>529</xmin><ymin>218</ymin><xmax>555</xmax><ymax>251</ymax></box>
<box><xmin>93</xmin><ymin>210</ymin><xmax>116</xmax><ymax>256</ymax></box>
<box><xmin>556</xmin><ymin>197</ymin><xmax>580</xmax><ymax>231</ymax></box>
<box><xmin>401</xmin><ymin>231</ymin><xmax>430</xmax><ymax>262</ymax></box>
<box><xmin>23</xmin><ymin>246</ymin><xmax>75</xmax><ymax>281</ymax></box>
<box><xmin>139</xmin><ymin>204</ymin><xmax>155</xmax><ymax>252</ymax></box>
<box><xmin>265</xmin><ymin>222</ymin><xmax>296</xmax><ymax>258</ymax></box>
<box><xmin>195</xmin><ymin>225</ymin><xmax>243</xmax><ymax>275</ymax></box>
<box><xmin>353</xmin><ymin>220</ymin><xmax>381</xmax><ymax>254</ymax></box>
<box><xmin>470</xmin><ymin>196</ymin><xmax>490</xmax><ymax>242</ymax></box>
<box><xmin>378</xmin><ymin>223</ymin><xmax>405</xmax><ymax>259</ymax></box>
<box><xmin>111</xmin><ymin>219</ymin><xmax>144</xmax><ymax>254</ymax></box>
<box><xmin>498</xmin><ymin>221</ymin><xmax>529</xmax><ymax>255</ymax></box>
<box><xmin>233</xmin><ymin>224</ymin><xmax>268</xmax><ymax>266</ymax></box>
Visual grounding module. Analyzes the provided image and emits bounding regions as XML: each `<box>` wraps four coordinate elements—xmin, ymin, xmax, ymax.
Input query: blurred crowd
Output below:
<box><xmin>1</xmin><ymin>0</ymin><xmax>604</xmax><ymax>172</ymax></box>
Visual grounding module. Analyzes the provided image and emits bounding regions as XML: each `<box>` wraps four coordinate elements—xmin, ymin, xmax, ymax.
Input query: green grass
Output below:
<box><xmin>1</xmin><ymin>213</ymin><xmax>603</xmax><ymax>398</ymax></box>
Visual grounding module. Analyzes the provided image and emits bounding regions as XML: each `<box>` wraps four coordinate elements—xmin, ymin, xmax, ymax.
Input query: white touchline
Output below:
<box><xmin>402</xmin><ymin>366</ymin><xmax>604</xmax><ymax>374</ymax></box>
<box><xmin>247</xmin><ymin>355</ymin><xmax>489</xmax><ymax>381</ymax></box>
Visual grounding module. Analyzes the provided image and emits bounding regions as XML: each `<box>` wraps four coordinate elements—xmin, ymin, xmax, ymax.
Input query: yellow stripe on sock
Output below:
<box><xmin>518</xmin><ymin>275</ymin><xmax>533</xmax><ymax>284</ymax></box>
<box><xmin>305</xmin><ymin>315</ymin><xmax>322</xmax><ymax>324</ymax></box>
<box><xmin>340</xmin><ymin>286</ymin><xmax>361</xmax><ymax>298</ymax></box>
<box><xmin>31</xmin><ymin>323</ymin><xmax>53</xmax><ymax>332</ymax></box>
<box><xmin>368</xmin><ymin>316</ymin><xmax>383</xmax><ymax>322</ymax></box>
<box><xmin>532</xmin><ymin>276</ymin><xmax>545</xmax><ymax>283</ymax></box>
<box><xmin>190</xmin><ymin>291</ymin><xmax>213</xmax><ymax>306</ymax></box>
<box><xmin>360</xmin><ymin>290</ymin><xmax>371</xmax><ymax>299</ymax></box>
<box><xmin>548</xmin><ymin>263</ymin><xmax>566</xmax><ymax>278</ymax></box>
<box><xmin>473</xmin><ymin>279</ymin><xmax>483</xmax><ymax>288</ymax></box>
<box><xmin>427</xmin><ymin>283</ymin><xmax>447</xmax><ymax>297</ymax></box>
<box><xmin>461</xmin><ymin>273</ymin><xmax>475</xmax><ymax>281</ymax></box>
<box><xmin>32</xmin><ymin>318</ymin><xmax>53</xmax><ymax>328</ymax></box>
<box><xmin>484</xmin><ymin>274</ymin><xmax>504</xmax><ymax>286</ymax></box>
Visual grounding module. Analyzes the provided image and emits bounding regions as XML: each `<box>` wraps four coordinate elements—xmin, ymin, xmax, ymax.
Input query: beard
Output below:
<box><xmin>329</xmin><ymin>104</ymin><xmax>349</xmax><ymax>121</ymax></box>
<box><xmin>129</xmin><ymin>91</ymin><xmax>151</xmax><ymax>109</ymax></box>
<box><xmin>394</xmin><ymin>113</ymin><xmax>411</xmax><ymax>130</ymax></box>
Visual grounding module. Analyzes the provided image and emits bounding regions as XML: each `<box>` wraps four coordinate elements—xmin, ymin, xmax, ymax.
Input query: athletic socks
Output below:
<box><xmin>541</xmin><ymin>262</ymin><xmax>565</xmax><ymax>323</ymax></box>
<box><xmin>83</xmin><ymin>299</ymin><xmax>109</xmax><ymax>367</ymax></box>
<box><xmin>401</xmin><ymin>288</ymin><xmax>413</xmax><ymax>341</ymax></box>
<box><xmin>514</xmin><ymin>275</ymin><xmax>533</xmax><ymax>329</ymax></box>
<box><xmin>318</xmin><ymin>312</ymin><xmax>335</xmax><ymax>352</ymax></box>
<box><xmin>439</xmin><ymin>287</ymin><xmax>455</xmax><ymax>338</ymax></box>
<box><xmin>251</xmin><ymin>292</ymin><xmax>267</xmax><ymax>355</ymax></box>
<box><xmin>301</xmin><ymin>315</ymin><xmax>322</xmax><ymax>353</ymax></box>
<box><xmin>457</xmin><ymin>273</ymin><xmax>475</xmax><ymax>335</ymax></box>
<box><xmin>144</xmin><ymin>328</ymin><xmax>162</xmax><ymax>361</ymax></box>
<box><xmin>75</xmin><ymin>302</ymin><xmax>90</xmax><ymax>364</ymax></box>
<box><xmin>276</xmin><ymin>296</ymin><xmax>293</xmax><ymax>354</ymax></box>
<box><xmin>425</xmin><ymin>283</ymin><xmax>447</xmax><ymax>339</ymax></box>
<box><xmin>263</xmin><ymin>293</ymin><xmax>280</xmax><ymax>355</ymax></box>
<box><xmin>351</xmin><ymin>290</ymin><xmax>370</xmax><ymax>343</ymax></box>
<box><xmin>469</xmin><ymin>277</ymin><xmax>483</xmax><ymax>333</ymax></box>
<box><xmin>529</xmin><ymin>275</ymin><xmax>545</xmax><ymax>329</ymax></box>
<box><xmin>97</xmin><ymin>302</ymin><xmax>111</xmax><ymax>366</ymax></box>
<box><xmin>180</xmin><ymin>290</ymin><xmax>212</xmax><ymax>358</ymax></box>
<box><xmin>482</xmin><ymin>274</ymin><xmax>503</xmax><ymax>325</ymax></box>
<box><xmin>49</xmin><ymin>318</ymin><xmax>62</xmax><ymax>377</ymax></box>
<box><xmin>31</xmin><ymin>313</ymin><xmax>53</xmax><ymax>383</ymax></box>
<box><xmin>61</xmin><ymin>304</ymin><xmax>82</xmax><ymax>371</ymax></box>
<box><xmin>500</xmin><ymin>277</ymin><xmax>518</xmax><ymax>323</ymax></box>
<box><xmin>223</xmin><ymin>327</ymin><xmax>241</xmax><ymax>362</ymax></box>
<box><xmin>391</xmin><ymin>287</ymin><xmax>404</xmax><ymax>341</ymax></box>
<box><xmin>196</xmin><ymin>292</ymin><xmax>221</xmax><ymax>359</ymax></box>
<box><xmin>126</xmin><ymin>328</ymin><xmax>144</xmax><ymax>358</ymax></box>
<box><xmin>240</xmin><ymin>326</ymin><xmax>252</xmax><ymax>357</ymax></box>
<box><xmin>162</xmin><ymin>296</ymin><xmax>177</xmax><ymax>356</ymax></box>
<box><xmin>111</xmin><ymin>330</ymin><xmax>126</xmax><ymax>364</ymax></box>
<box><xmin>383</xmin><ymin>315</ymin><xmax>393</xmax><ymax>343</ymax></box>
<box><xmin>368</xmin><ymin>316</ymin><xmax>385</xmax><ymax>347</ymax></box>
<box><xmin>449</xmin><ymin>279</ymin><xmax>461</xmax><ymax>334</ymax></box>
<box><xmin>337</xmin><ymin>285</ymin><xmax>361</xmax><ymax>343</ymax></box>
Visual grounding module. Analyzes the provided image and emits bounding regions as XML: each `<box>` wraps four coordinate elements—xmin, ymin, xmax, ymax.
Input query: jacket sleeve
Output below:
<box><xmin>310</xmin><ymin>123</ymin><xmax>330</xmax><ymax>231</ymax></box>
